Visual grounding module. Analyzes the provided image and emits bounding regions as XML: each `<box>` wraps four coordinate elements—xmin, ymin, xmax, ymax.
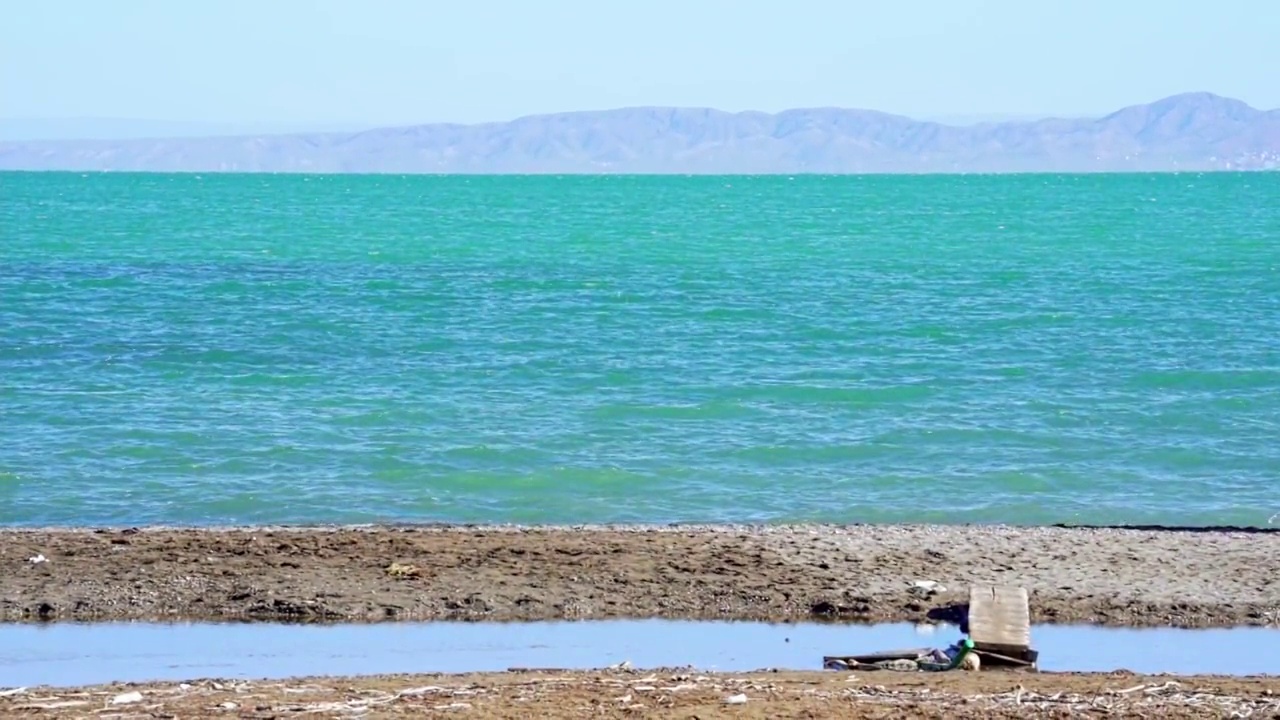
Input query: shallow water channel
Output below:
<box><xmin>2</xmin><ymin>620</ymin><xmax>1277</xmax><ymax>688</ymax></box>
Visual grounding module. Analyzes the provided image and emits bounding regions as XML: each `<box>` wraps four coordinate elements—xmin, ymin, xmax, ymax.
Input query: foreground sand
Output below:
<box><xmin>3</xmin><ymin>524</ymin><xmax>1278</xmax><ymax>626</ymax></box>
<box><xmin>4</xmin><ymin>669</ymin><xmax>1279</xmax><ymax>719</ymax></box>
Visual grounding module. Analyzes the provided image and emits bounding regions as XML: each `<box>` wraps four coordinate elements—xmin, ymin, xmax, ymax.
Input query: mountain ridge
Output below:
<box><xmin>1</xmin><ymin>92</ymin><xmax>1277</xmax><ymax>173</ymax></box>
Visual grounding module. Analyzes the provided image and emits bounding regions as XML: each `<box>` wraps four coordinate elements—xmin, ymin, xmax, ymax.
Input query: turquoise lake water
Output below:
<box><xmin>1</xmin><ymin>172</ymin><xmax>1278</xmax><ymax>527</ymax></box>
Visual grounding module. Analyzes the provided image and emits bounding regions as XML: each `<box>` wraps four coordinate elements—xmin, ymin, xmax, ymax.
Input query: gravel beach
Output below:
<box><xmin>3</xmin><ymin>524</ymin><xmax>1277</xmax><ymax>626</ymax></box>
<box><xmin>3</xmin><ymin>669</ymin><xmax>1278</xmax><ymax>719</ymax></box>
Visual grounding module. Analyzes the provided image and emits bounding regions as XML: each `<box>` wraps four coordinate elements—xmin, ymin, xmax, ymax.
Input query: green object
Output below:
<box><xmin>918</xmin><ymin>638</ymin><xmax>974</xmax><ymax>672</ymax></box>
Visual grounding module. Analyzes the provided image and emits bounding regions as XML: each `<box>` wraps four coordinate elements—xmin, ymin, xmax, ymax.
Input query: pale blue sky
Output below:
<box><xmin>2</xmin><ymin>0</ymin><xmax>1277</xmax><ymax>127</ymax></box>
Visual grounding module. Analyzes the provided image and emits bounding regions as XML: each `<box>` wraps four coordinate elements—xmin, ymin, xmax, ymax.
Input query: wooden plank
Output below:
<box><xmin>973</xmin><ymin>648</ymin><xmax>1036</xmax><ymax>668</ymax></box>
<box><xmin>823</xmin><ymin>648</ymin><xmax>931</xmax><ymax>664</ymax></box>
<box><xmin>967</xmin><ymin>585</ymin><xmax>1031</xmax><ymax>651</ymax></box>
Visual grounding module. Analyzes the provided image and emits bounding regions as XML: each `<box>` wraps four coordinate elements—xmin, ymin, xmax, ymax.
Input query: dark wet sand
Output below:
<box><xmin>4</xmin><ymin>524</ymin><xmax>1278</xmax><ymax>627</ymax></box>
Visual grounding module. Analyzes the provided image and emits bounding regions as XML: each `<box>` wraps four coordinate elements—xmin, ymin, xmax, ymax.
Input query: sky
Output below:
<box><xmin>2</xmin><ymin>0</ymin><xmax>1277</xmax><ymax>132</ymax></box>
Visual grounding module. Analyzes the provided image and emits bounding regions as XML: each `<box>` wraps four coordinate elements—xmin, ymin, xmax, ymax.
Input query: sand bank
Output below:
<box><xmin>2</xmin><ymin>524</ymin><xmax>1277</xmax><ymax>626</ymax></box>
<box><xmin>4</xmin><ymin>669</ymin><xmax>1279</xmax><ymax>719</ymax></box>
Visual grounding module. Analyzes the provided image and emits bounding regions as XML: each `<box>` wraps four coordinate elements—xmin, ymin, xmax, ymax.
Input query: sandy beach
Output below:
<box><xmin>4</xmin><ymin>668</ymin><xmax>1279</xmax><ymax>719</ymax></box>
<box><xmin>3</xmin><ymin>524</ymin><xmax>1277</xmax><ymax>626</ymax></box>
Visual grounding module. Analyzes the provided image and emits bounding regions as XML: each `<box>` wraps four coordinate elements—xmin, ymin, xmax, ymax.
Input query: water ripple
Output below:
<box><xmin>2</xmin><ymin>172</ymin><xmax>1279</xmax><ymax>526</ymax></box>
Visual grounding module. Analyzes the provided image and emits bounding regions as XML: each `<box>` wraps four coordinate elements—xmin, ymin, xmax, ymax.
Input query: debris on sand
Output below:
<box><xmin>385</xmin><ymin>562</ymin><xmax>422</xmax><ymax>578</ymax></box>
<box><xmin>110</xmin><ymin>690</ymin><xmax>144</xmax><ymax>705</ymax></box>
<box><xmin>2</xmin><ymin>672</ymin><xmax>1277</xmax><ymax>719</ymax></box>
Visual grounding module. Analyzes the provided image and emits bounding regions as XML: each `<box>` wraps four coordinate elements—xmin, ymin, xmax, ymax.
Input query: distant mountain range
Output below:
<box><xmin>1</xmin><ymin>92</ymin><xmax>1276</xmax><ymax>174</ymax></box>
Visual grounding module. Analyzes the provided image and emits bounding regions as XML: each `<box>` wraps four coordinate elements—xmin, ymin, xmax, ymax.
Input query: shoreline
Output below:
<box><xmin>5</xmin><ymin>520</ymin><xmax>1279</xmax><ymax>532</ymax></box>
<box><xmin>4</xmin><ymin>670</ymin><xmax>1279</xmax><ymax>719</ymax></box>
<box><xmin>3</xmin><ymin>523</ymin><xmax>1278</xmax><ymax>627</ymax></box>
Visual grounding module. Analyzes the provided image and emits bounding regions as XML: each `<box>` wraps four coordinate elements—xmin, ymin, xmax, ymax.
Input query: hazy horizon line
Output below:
<box><xmin>6</xmin><ymin>89</ymin><xmax>1263</xmax><ymax>143</ymax></box>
